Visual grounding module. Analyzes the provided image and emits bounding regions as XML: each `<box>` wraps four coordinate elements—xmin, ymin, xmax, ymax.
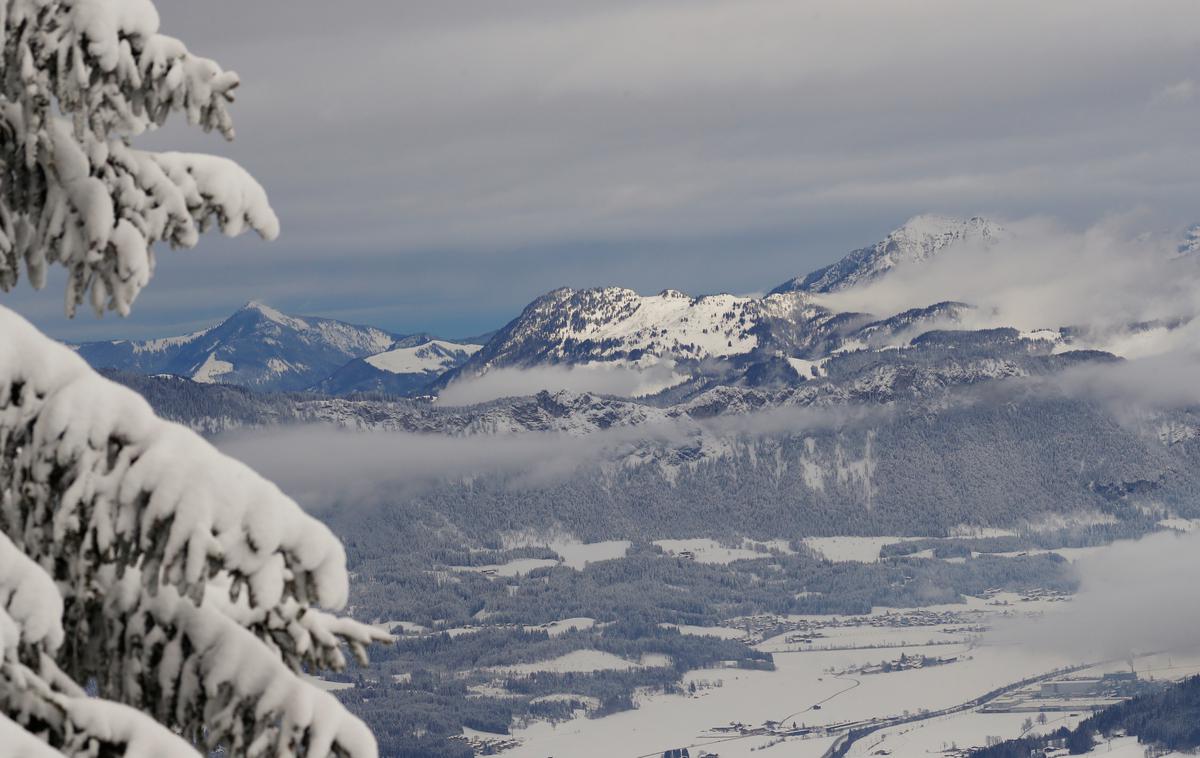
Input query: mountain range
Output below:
<box><xmin>85</xmin><ymin>213</ymin><xmax>1200</xmax><ymax>538</ymax></box>
<box><xmin>74</xmin><ymin>215</ymin><xmax>1032</xmax><ymax>398</ymax></box>
<box><xmin>73</xmin><ymin>301</ymin><xmax>482</xmax><ymax>393</ymax></box>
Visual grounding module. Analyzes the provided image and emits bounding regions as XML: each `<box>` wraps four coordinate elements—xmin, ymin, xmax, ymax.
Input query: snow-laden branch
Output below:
<box><xmin>0</xmin><ymin>544</ymin><xmax>200</xmax><ymax>757</ymax></box>
<box><xmin>102</xmin><ymin>574</ymin><xmax>378</xmax><ymax>757</ymax></box>
<box><xmin>0</xmin><ymin>106</ymin><xmax>279</xmax><ymax>316</ymax></box>
<box><xmin>0</xmin><ymin>654</ymin><xmax>203</xmax><ymax>757</ymax></box>
<box><xmin>0</xmin><ymin>0</ymin><xmax>280</xmax><ymax>315</ymax></box>
<box><xmin>3</xmin><ymin>0</ymin><xmax>240</xmax><ymax>139</ymax></box>
<box><xmin>0</xmin><ymin>306</ymin><xmax>346</xmax><ymax>611</ymax></box>
<box><xmin>0</xmin><ymin>529</ymin><xmax>63</xmax><ymax>653</ymax></box>
<box><xmin>0</xmin><ymin>305</ymin><xmax>389</xmax><ymax>757</ymax></box>
<box><xmin>0</xmin><ymin>711</ymin><xmax>66</xmax><ymax>757</ymax></box>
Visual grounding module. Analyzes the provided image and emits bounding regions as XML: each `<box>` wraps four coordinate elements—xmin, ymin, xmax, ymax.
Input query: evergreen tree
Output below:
<box><xmin>0</xmin><ymin>1</ymin><xmax>387</xmax><ymax>755</ymax></box>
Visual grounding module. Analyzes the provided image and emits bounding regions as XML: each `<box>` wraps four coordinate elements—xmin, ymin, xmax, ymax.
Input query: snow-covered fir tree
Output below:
<box><xmin>0</xmin><ymin>2</ymin><xmax>389</xmax><ymax>756</ymax></box>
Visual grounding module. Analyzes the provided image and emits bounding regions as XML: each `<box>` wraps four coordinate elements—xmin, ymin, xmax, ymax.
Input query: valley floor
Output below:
<box><xmin>494</xmin><ymin>594</ymin><xmax>1200</xmax><ymax>758</ymax></box>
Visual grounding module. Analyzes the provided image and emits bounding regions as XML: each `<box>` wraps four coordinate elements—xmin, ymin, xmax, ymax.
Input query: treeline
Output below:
<box><xmin>1081</xmin><ymin>674</ymin><xmax>1200</xmax><ymax>752</ymax></box>
<box><xmin>877</xmin><ymin>521</ymin><xmax>1160</xmax><ymax>560</ymax></box>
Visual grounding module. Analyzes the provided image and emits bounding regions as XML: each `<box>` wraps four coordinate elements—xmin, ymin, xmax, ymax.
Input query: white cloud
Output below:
<box><xmin>438</xmin><ymin>361</ymin><xmax>685</xmax><ymax>406</ymax></box>
<box><xmin>815</xmin><ymin>215</ymin><xmax>1200</xmax><ymax>347</ymax></box>
<box><xmin>214</xmin><ymin>403</ymin><xmax>877</xmax><ymax>507</ymax></box>
<box><xmin>1007</xmin><ymin>531</ymin><xmax>1200</xmax><ymax>658</ymax></box>
<box><xmin>1153</xmin><ymin>78</ymin><xmax>1197</xmax><ymax>105</ymax></box>
<box><xmin>1051</xmin><ymin>350</ymin><xmax>1200</xmax><ymax>411</ymax></box>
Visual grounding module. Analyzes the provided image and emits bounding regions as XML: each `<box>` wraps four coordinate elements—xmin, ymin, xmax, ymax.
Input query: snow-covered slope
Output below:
<box><xmin>474</xmin><ymin>287</ymin><xmax>763</xmax><ymax>364</ymax></box>
<box><xmin>446</xmin><ymin>287</ymin><xmax>848</xmax><ymax>385</ymax></box>
<box><xmin>366</xmin><ymin>340</ymin><xmax>482</xmax><ymax>374</ymax></box>
<box><xmin>314</xmin><ymin>340</ymin><xmax>482</xmax><ymax>396</ymax></box>
<box><xmin>771</xmin><ymin>215</ymin><xmax>1005</xmax><ymax>294</ymax></box>
<box><xmin>74</xmin><ymin>301</ymin><xmax>407</xmax><ymax>391</ymax></box>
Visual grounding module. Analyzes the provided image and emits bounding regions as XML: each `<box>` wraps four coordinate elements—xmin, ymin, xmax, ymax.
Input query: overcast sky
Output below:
<box><xmin>9</xmin><ymin>0</ymin><xmax>1200</xmax><ymax>341</ymax></box>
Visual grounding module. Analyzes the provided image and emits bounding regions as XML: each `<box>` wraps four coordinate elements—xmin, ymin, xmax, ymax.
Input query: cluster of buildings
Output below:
<box><xmin>838</xmin><ymin>652</ymin><xmax>960</xmax><ymax>676</ymax></box>
<box><xmin>729</xmin><ymin>607</ymin><xmax>982</xmax><ymax>645</ymax></box>
<box><xmin>449</xmin><ymin>732</ymin><xmax>522</xmax><ymax>753</ymax></box>
<box><xmin>984</xmin><ymin>671</ymin><xmax>1155</xmax><ymax>714</ymax></box>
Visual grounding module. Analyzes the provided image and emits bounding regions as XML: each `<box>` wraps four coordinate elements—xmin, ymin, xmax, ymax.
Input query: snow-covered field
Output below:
<box><xmin>499</xmin><ymin>589</ymin><xmax>1200</xmax><ymax>758</ymax></box>
<box><xmin>846</xmin><ymin>710</ymin><xmax>1085</xmax><ymax>757</ymax></box>
<box><xmin>490</xmin><ymin>650</ymin><xmax>670</xmax><ymax>676</ymax></box>
<box><xmin>550</xmin><ymin>539</ymin><xmax>631</xmax><ymax>569</ymax></box>
<box><xmin>377</xmin><ymin>620</ymin><xmax>429</xmax><ymax>635</ymax></box>
<box><xmin>450</xmin><ymin>558</ymin><xmax>558</xmax><ymax>577</ymax></box>
<box><xmin>504</xmin><ymin>638</ymin><xmax>1073</xmax><ymax>758</ymax></box>
<box><xmin>802</xmin><ymin>536</ymin><xmax>915</xmax><ymax>562</ymax></box>
<box><xmin>523</xmin><ymin>617</ymin><xmax>596</xmax><ymax>637</ymax></box>
<box><xmin>661</xmin><ymin>623</ymin><xmax>749</xmax><ymax>641</ymax></box>
<box><xmin>1074</xmin><ymin>736</ymin><xmax>1188</xmax><ymax>757</ymax></box>
<box><xmin>654</xmin><ymin>537</ymin><xmax>792</xmax><ymax>564</ymax></box>
<box><xmin>496</xmin><ymin>533</ymin><xmax>631</xmax><ymax>569</ymax></box>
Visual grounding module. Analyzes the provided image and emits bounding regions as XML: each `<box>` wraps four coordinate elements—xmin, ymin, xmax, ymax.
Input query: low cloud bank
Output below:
<box><xmin>1052</xmin><ymin>351</ymin><xmax>1200</xmax><ymax>410</ymax></box>
<box><xmin>438</xmin><ymin>361</ymin><xmax>684</xmax><ymax>406</ymax></box>
<box><xmin>1004</xmin><ymin>530</ymin><xmax>1200</xmax><ymax>658</ymax></box>
<box><xmin>218</xmin><ymin>426</ymin><xmax>607</xmax><ymax>506</ymax></box>
<box><xmin>817</xmin><ymin>216</ymin><xmax>1200</xmax><ymax>353</ymax></box>
<box><xmin>215</xmin><ymin>404</ymin><xmax>876</xmax><ymax>509</ymax></box>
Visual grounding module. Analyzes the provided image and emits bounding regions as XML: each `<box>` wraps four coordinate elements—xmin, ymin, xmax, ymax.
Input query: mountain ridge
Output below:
<box><xmin>770</xmin><ymin>214</ymin><xmax>1005</xmax><ymax>295</ymax></box>
<box><xmin>72</xmin><ymin>214</ymin><xmax>1066</xmax><ymax>399</ymax></box>
<box><xmin>75</xmin><ymin>301</ymin><xmax>406</xmax><ymax>392</ymax></box>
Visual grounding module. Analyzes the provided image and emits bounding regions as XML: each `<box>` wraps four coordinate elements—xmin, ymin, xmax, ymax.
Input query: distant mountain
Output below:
<box><xmin>442</xmin><ymin>287</ymin><xmax>856</xmax><ymax>390</ymax></box>
<box><xmin>443</xmin><ymin>217</ymin><xmax>1004</xmax><ymax>392</ymax></box>
<box><xmin>314</xmin><ymin>339</ymin><xmax>482</xmax><ymax>396</ymax></box>
<box><xmin>770</xmin><ymin>214</ymin><xmax>1004</xmax><ymax>294</ymax></box>
<box><xmin>75</xmin><ymin>301</ymin><xmax>405</xmax><ymax>392</ymax></box>
<box><xmin>74</xmin><ymin>212</ymin><xmax>1172</xmax><ymax>406</ymax></box>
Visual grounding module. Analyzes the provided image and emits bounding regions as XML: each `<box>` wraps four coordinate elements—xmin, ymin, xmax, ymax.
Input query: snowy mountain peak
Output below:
<box><xmin>238</xmin><ymin>300</ymin><xmax>310</xmax><ymax>330</ymax></box>
<box><xmin>76</xmin><ymin>303</ymin><xmax>408</xmax><ymax>391</ymax></box>
<box><xmin>451</xmin><ymin>285</ymin><xmax>766</xmax><ymax>378</ymax></box>
<box><xmin>771</xmin><ymin>214</ymin><xmax>1005</xmax><ymax>295</ymax></box>
<box><xmin>314</xmin><ymin>338</ymin><xmax>484</xmax><ymax>396</ymax></box>
<box><xmin>364</xmin><ymin>340</ymin><xmax>482</xmax><ymax>375</ymax></box>
<box><xmin>887</xmin><ymin>214</ymin><xmax>1002</xmax><ymax>253</ymax></box>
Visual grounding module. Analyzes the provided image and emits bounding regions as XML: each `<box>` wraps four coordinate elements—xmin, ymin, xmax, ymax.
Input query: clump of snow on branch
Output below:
<box><xmin>0</xmin><ymin>0</ymin><xmax>280</xmax><ymax>316</ymax></box>
<box><xmin>0</xmin><ymin>530</ymin><xmax>201</xmax><ymax>756</ymax></box>
<box><xmin>0</xmin><ymin>305</ymin><xmax>390</xmax><ymax>756</ymax></box>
